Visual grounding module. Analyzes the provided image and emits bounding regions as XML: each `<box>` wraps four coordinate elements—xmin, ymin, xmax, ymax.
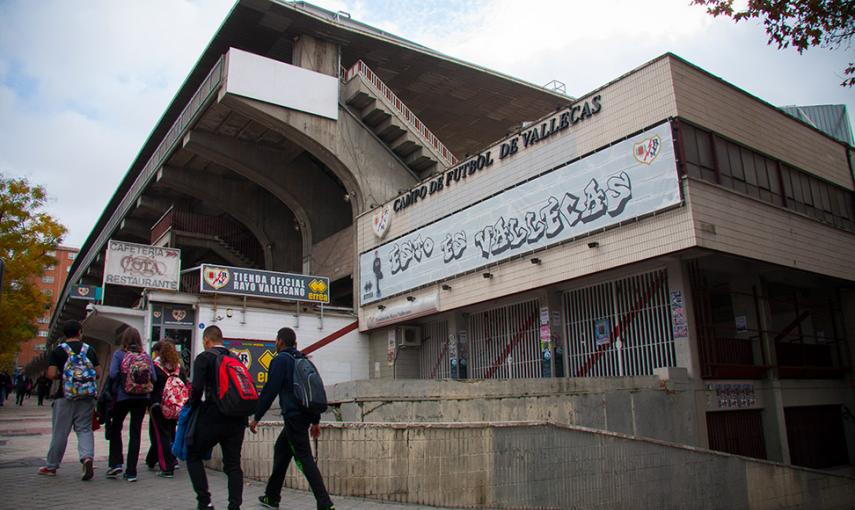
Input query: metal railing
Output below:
<box><xmin>150</xmin><ymin>210</ymin><xmax>264</xmax><ymax>268</ymax></box>
<box><xmin>342</xmin><ymin>60</ymin><xmax>458</xmax><ymax>166</ymax></box>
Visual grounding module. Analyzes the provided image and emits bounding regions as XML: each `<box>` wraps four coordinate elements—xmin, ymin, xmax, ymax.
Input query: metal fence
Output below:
<box><xmin>418</xmin><ymin>320</ymin><xmax>450</xmax><ymax>379</ymax></box>
<box><xmin>564</xmin><ymin>269</ymin><xmax>676</xmax><ymax>377</ymax></box>
<box><xmin>468</xmin><ymin>299</ymin><xmax>542</xmax><ymax>379</ymax></box>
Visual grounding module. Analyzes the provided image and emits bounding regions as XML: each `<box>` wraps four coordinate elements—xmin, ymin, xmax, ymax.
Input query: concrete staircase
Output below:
<box><xmin>342</xmin><ymin>60</ymin><xmax>458</xmax><ymax>177</ymax></box>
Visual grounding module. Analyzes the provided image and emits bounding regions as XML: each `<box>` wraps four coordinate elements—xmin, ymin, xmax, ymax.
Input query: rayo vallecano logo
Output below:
<box><xmin>371</xmin><ymin>205</ymin><xmax>392</xmax><ymax>239</ymax></box>
<box><xmin>633</xmin><ymin>135</ymin><xmax>661</xmax><ymax>165</ymax></box>
<box><xmin>230</xmin><ymin>349</ymin><xmax>251</xmax><ymax>369</ymax></box>
<box><xmin>171</xmin><ymin>309</ymin><xmax>187</xmax><ymax>322</ymax></box>
<box><xmin>204</xmin><ymin>267</ymin><xmax>231</xmax><ymax>289</ymax></box>
<box><xmin>76</xmin><ymin>287</ymin><xmax>90</xmax><ymax>297</ymax></box>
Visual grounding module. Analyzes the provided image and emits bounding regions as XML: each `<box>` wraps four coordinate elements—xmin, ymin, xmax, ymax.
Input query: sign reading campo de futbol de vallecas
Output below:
<box><xmin>104</xmin><ymin>240</ymin><xmax>181</xmax><ymax>290</ymax></box>
<box><xmin>359</xmin><ymin>121</ymin><xmax>681</xmax><ymax>305</ymax></box>
<box><xmin>200</xmin><ymin>264</ymin><xmax>330</xmax><ymax>304</ymax></box>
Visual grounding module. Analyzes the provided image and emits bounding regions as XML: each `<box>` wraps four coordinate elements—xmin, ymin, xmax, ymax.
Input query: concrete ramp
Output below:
<box><xmin>227</xmin><ymin>420</ymin><xmax>855</xmax><ymax>510</ymax></box>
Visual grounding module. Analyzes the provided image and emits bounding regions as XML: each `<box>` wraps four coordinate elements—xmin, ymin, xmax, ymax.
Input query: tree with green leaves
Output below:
<box><xmin>0</xmin><ymin>175</ymin><xmax>67</xmax><ymax>367</ymax></box>
<box><xmin>692</xmin><ymin>0</ymin><xmax>855</xmax><ymax>87</ymax></box>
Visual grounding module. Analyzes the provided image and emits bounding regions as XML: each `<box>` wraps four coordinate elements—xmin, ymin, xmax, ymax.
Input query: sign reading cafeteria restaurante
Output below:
<box><xmin>104</xmin><ymin>240</ymin><xmax>181</xmax><ymax>290</ymax></box>
<box><xmin>200</xmin><ymin>264</ymin><xmax>330</xmax><ymax>304</ymax></box>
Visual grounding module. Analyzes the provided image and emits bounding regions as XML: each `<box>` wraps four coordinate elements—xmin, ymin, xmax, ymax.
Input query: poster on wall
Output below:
<box><xmin>223</xmin><ymin>338</ymin><xmax>277</xmax><ymax>390</ymax></box>
<box><xmin>670</xmin><ymin>290</ymin><xmax>688</xmax><ymax>338</ymax></box>
<box><xmin>104</xmin><ymin>240</ymin><xmax>181</xmax><ymax>290</ymax></box>
<box><xmin>359</xmin><ymin>121</ymin><xmax>681</xmax><ymax>304</ymax></box>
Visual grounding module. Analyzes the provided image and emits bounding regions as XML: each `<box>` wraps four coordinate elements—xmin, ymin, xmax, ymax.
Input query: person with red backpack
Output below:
<box><xmin>107</xmin><ymin>327</ymin><xmax>156</xmax><ymax>482</ymax></box>
<box><xmin>186</xmin><ymin>325</ymin><xmax>256</xmax><ymax>510</ymax></box>
<box><xmin>145</xmin><ymin>339</ymin><xmax>188</xmax><ymax>478</ymax></box>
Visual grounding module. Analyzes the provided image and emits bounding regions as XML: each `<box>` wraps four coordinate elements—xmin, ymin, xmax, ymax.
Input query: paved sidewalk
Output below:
<box><xmin>0</xmin><ymin>398</ymin><xmax>451</xmax><ymax>510</ymax></box>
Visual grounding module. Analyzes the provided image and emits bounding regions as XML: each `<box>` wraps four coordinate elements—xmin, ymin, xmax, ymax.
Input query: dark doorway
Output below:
<box><xmin>706</xmin><ymin>410</ymin><xmax>767</xmax><ymax>460</ymax></box>
<box><xmin>785</xmin><ymin>405</ymin><xmax>849</xmax><ymax>469</ymax></box>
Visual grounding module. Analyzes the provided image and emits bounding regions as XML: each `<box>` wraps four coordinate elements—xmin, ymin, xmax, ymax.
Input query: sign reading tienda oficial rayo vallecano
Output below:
<box><xmin>200</xmin><ymin>264</ymin><xmax>330</xmax><ymax>304</ymax></box>
<box><xmin>359</xmin><ymin>121</ymin><xmax>681</xmax><ymax>305</ymax></box>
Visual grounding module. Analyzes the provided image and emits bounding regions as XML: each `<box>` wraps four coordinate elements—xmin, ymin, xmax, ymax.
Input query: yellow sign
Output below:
<box><xmin>258</xmin><ymin>349</ymin><xmax>275</xmax><ymax>371</ymax></box>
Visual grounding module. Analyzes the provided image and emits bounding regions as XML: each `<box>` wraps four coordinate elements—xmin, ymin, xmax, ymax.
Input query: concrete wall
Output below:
<box><xmin>323</xmin><ymin>375</ymin><xmax>701</xmax><ymax>447</ymax></box>
<box><xmin>221</xmin><ymin>421</ymin><xmax>855</xmax><ymax>509</ymax></box>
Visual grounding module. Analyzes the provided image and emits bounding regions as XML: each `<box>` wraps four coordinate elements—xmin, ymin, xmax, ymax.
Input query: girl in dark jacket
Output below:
<box><xmin>145</xmin><ymin>340</ymin><xmax>187</xmax><ymax>477</ymax></box>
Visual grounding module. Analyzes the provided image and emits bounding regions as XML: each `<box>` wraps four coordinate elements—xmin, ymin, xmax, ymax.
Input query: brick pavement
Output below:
<box><xmin>0</xmin><ymin>397</ymin><xmax>454</xmax><ymax>510</ymax></box>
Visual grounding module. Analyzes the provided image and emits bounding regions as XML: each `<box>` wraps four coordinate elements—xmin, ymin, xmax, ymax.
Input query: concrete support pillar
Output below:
<box><xmin>667</xmin><ymin>257</ymin><xmax>700</xmax><ymax>378</ymax></box>
<box><xmin>292</xmin><ymin>33</ymin><xmax>339</xmax><ymax>77</ymax></box>
<box><xmin>756</xmin><ymin>278</ymin><xmax>789</xmax><ymax>463</ymax></box>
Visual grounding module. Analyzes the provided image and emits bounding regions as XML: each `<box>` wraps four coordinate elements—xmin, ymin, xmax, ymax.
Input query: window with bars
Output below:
<box><xmin>418</xmin><ymin>320</ymin><xmax>451</xmax><ymax>380</ymax></box>
<box><xmin>467</xmin><ymin>299</ymin><xmax>542</xmax><ymax>379</ymax></box>
<box><xmin>680</xmin><ymin>122</ymin><xmax>854</xmax><ymax>232</ymax></box>
<box><xmin>564</xmin><ymin>269</ymin><xmax>676</xmax><ymax>378</ymax></box>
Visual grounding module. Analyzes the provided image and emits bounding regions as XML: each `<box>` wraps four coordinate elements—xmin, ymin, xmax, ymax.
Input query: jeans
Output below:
<box><xmin>187</xmin><ymin>405</ymin><xmax>246</xmax><ymax>510</ymax></box>
<box><xmin>108</xmin><ymin>398</ymin><xmax>148</xmax><ymax>475</ymax></box>
<box><xmin>46</xmin><ymin>398</ymin><xmax>96</xmax><ymax>469</ymax></box>
<box><xmin>265</xmin><ymin>414</ymin><xmax>332</xmax><ymax>509</ymax></box>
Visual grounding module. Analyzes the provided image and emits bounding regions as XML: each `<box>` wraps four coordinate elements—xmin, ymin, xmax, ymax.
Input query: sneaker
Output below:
<box><xmin>37</xmin><ymin>466</ymin><xmax>57</xmax><ymax>476</ymax></box>
<box><xmin>105</xmin><ymin>467</ymin><xmax>122</xmax><ymax>479</ymax></box>
<box><xmin>157</xmin><ymin>470</ymin><xmax>174</xmax><ymax>478</ymax></box>
<box><xmin>198</xmin><ymin>504</ymin><xmax>214</xmax><ymax>510</ymax></box>
<box><xmin>147</xmin><ymin>463</ymin><xmax>157</xmax><ymax>472</ymax></box>
<box><xmin>258</xmin><ymin>495</ymin><xmax>279</xmax><ymax>508</ymax></box>
<box><xmin>81</xmin><ymin>458</ymin><xmax>94</xmax><ymax>481</ymax></box>
<box><xmin>123</xmin><ymin>473</ymin><xmax>138</xmax><ymax>482</ymax></box>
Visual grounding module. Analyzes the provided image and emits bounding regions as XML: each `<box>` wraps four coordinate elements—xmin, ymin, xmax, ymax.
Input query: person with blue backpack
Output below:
<box><xmin>38</xmin><ymin>320</ymin><xmax>101</xmax><ymax>480</ymax></box>
<box><xmin>250</xmin><ymin>327</ymin><xmax>334</xmax><ymax>510</ymax></box>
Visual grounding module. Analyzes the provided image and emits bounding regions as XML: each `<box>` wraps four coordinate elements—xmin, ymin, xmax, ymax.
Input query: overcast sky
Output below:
<box><xmin>1</xmin><ymin>0</ymin><xmax>852</xmax><ymax>248</ymax></box>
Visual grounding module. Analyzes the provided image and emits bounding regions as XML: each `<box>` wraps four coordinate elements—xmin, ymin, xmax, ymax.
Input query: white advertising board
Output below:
<box><xmin>104</xmin><ymin>240</ymin><xmax>181</xmax><ymax>291</ymax></box>
<box><xmin>359</xmin><ymin>122</ymin><xmax>680</xmax><ymax>305</ymax></box>
<box><xmin>225</xmin><ymin>48</ymin><xmax>339</xmax><ymax>121</ymax></box>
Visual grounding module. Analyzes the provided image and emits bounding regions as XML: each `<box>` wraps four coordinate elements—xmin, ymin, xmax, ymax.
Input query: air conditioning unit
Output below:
<box><xmin>396</xmin><ymin>326</ymin><xmax>421</xmax><ymax>348</ymax></box>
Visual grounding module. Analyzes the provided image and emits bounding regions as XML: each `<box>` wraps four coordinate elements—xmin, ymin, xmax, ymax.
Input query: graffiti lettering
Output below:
<box><xmin>120</xmin><ymin>255</ymin><xmax>166</xmax><ymax>277</ymax></box>
<box><xmin>389</xmin><ymin>235</ymin><xmax>435</xmax><ymax>274</ymax></box>
<box><xmin>441</xmin><ymin>231</ymin><xmax>467</xmax><ymax>262</ymax></box>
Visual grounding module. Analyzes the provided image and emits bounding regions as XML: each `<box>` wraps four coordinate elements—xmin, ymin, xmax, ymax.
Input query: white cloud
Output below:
<box><xmin>1</xmin><ymin>0</ymin><xmax>852</xmax><ymax>249</ymax></box>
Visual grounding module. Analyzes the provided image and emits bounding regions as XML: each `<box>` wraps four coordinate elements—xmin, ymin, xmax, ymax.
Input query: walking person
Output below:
<box><xmin>36</xmin><ymin>373</ymin><xmax>51</xmax><ymax>406</ymax></box>
<box><xmin>15</xmin><ymin>375</ymin><xmax>27</xmax><ymax>406</ymax></box>
<box><xmin>250</xmin><ymin>327</ymin><xmax>335</xmax><ymax>510</ymax></box>
<box><xmin>145</xmin><ymin>340</ymin><xmax>188</xmax><ymax>478</ymax></box>
<box><xmin>0</xmin><ymin>369</ymin><xmax>9</xmax><ymax>406</ymax></box>
<box><xmin>37</xmin><ymin>320</ymin><xmax>100</xmax><ymax>480</ymax></box>
<box><xmin>186</xmin><ymin>325</ymin><xmax>253</xmax><ymax>510</ymax></box>
<box><xmin>107</xmin><ymin>327</ymin><xmax>155</xmax><ymax>482</ymax></box>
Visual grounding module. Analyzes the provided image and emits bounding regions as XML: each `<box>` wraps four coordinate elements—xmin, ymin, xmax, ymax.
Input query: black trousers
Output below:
<box><xmin>108</xmin><ymin>399</ymin><xmax>148</xmax><ymax>475</ymax></box>
<box><xmin>265</xmin><ymin>414</ymin><xmax>332</xmax><ymax>509</ymax></box>
<box><xmin>187</xmin><ymin>405</ymin><xmax>246</xmax><ymax>510</ymax></box>
<box><xmin>145</xmin><ymin>404</ymin><xmax>177</xmax><ymax>472</ymax></box>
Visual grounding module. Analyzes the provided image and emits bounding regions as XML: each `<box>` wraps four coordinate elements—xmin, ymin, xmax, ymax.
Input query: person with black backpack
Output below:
<box><xmin>249</xmin><ymin>327</ymin><xmax>334</xmax><ymax>510</ymax></box>
<box><xmin>187</xmin><ymin>325</ymin><xmax>256</xmax><ymax>510</ymax></box>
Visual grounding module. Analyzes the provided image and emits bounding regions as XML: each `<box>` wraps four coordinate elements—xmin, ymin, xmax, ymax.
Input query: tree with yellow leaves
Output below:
<box><xmin>0</xmin><ymin>175</ymin><xmax>67</xmax><ymax>367</ymax></box>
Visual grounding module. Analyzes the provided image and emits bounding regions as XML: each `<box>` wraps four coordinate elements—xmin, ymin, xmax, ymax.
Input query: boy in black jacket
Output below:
<box><xmin>250</xmin><ymin>327</ymin><xmax>334</xmax><ymax>510</ymax></box>
<box><xmin>187</xmin><ymin>326</ymin><xmax>246</xmax><ymax>510</ymax></box>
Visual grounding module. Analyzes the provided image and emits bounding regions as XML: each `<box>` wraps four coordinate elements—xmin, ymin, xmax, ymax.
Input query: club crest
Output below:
<box><xmin>633</xmin><ymin>135</ymin><xmax>661</xmax><ymax>165</ymax></box>
<box><xmin>372</xmin><ymin>205</ymin><xmax>392</xmax><ymax>239</ymax></box>
<box><xmin>230</xmin><ymin>349</ymin><xmax>251</xmax><ymax>369</ymax></box>
<box><xmin>76</xmin><ymin>287</ymin><xmax>90</xmax><ymax>297</ymax></box>
<box><xmin>171</xmin><ymin>309</ymin><xmax>187</xmax><ymax>322</ymax></box>
<box><xmin>204</xmin><ymin>267</ymin><xmax>230</xmax><ymax>289</ymax></box>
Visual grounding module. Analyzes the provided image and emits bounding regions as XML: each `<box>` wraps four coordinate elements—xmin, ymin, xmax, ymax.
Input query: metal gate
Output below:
<box><xmin>564</xmin><ymin>269</ymin><xmax>676</xmax><ymax>377</ymax></box>
<box><xmin>468</xmin><ymin>299</ymin><xmax>541</xmax><ymax>379</ymax></box>
<box><xmin>418</xmin><ymin>320</ymin><xmax>450</xmax><ymax>379</ymax></box>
